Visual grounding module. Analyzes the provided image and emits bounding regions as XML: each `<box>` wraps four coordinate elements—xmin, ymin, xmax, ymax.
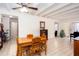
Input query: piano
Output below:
<box><xmin>70</xmin><ymin>32</ymin><xmax>79</xmax><ymax>38</ymax></box>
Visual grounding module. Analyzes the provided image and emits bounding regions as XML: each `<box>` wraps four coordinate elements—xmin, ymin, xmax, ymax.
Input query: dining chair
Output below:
<box><xmin>28</xmin><ymin>37</ymin><xmax>42</xmax><ymax>56</ymax></box>
<box><xmin>41</xmin><ymin>33</ymin><xmax>46</xmax><ymax>38</ymax></box>
<box><xmin>21</xmin><ymin>34</ymin><xmax>33</xmax><ymax>56</ymax></box>
<box><xmin>41</xmin><ymin>34</ymin><xmax>47</xmax><ymax>55</ymax></box>
<box><xmin>27</xmin><ymin>34</ymin><xmax>33</xmax><ymax>39</ymax></box>
<box><xmin>16</xmin><ymin>38</ymin><xmax>21</xmax><ymax>56</ymax></box>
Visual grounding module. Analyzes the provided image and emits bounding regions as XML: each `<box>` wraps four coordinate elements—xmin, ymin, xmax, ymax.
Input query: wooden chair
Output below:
<box><xmin>41</xmin><ymin>33</ymin><xmax>46</xmax><ymax>38</ymax></box>
<box><xmin>28</xmin><ymin>37</ymin><xmax>42</xmax><ymax>56</ymax></box>
<box><xmin>27</xmin><ymin>34</ymin><xmax>33</xmax><ymax>39</ymax></box>
<box><xmin>16</xmin><ymin>38</ymin><xmax>21</xmax><ymax>56</ymax></box>
<box><xmin>16</xmin><ymin>38</ymin><xmax>30</xmax><ymax>56</ymax></box>
<box><xmin>41</xmin><ymin>34</ymin><xmax>47</xmax><ymax>55</ymax></box>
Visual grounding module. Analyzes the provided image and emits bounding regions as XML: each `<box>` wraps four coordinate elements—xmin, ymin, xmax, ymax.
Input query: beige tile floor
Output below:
<box><xmin>0</xmin><ymin>37</ymin><xmax>73</xmax><ymax>56</ymax></box>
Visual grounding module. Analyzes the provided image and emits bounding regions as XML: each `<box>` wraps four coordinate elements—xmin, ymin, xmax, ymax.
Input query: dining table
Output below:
<box><xmin>16</xmin><ymin>37</ymin><xmax>47</xmax><ymax>56</ymax></box>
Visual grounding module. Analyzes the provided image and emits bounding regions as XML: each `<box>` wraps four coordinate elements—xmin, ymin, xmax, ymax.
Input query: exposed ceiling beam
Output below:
<box><xmin>47</xmin><ymin>3</ymin><xmax>79</xmax><ymax>17</ymax></box>
<box><xmin>35</xmin><ymin>3</ymin><xmax>55</xmax><ymax>15</ymax></box>
<box><xmin>49</xmin><ymin>14</ymin><xmax>79</xmax><ymax>20</ymax></box>
<box><xmin>40</xmin><ymin>3</ymin><xmax>70</xmax><ymax>17</ymax></box>
<box><xmin>47</xmin><ymin>8</ymin><xmax>79</xmax><ymax>18</ymax></box>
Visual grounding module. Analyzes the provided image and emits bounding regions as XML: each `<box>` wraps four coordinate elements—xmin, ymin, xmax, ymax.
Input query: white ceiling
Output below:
<box><xmin>0</xmin><ymin>3</ymin><xmax>79</xmax><ymax>20</ymax></box>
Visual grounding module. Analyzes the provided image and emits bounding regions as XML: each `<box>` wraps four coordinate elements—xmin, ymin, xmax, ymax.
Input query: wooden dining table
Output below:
<box><xmin>17</xmin><ymin>37</ymin><xmax>46</xmax><ymax>56</ymax></box>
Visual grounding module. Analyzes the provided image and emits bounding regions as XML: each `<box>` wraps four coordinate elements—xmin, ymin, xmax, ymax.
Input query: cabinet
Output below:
<box><xmin>74</xmin><ymin>40</ymin><xmax>79</xmax><ymax>56</ymax></box>
<box><xmin>40</xmin><ymin>29</ymin><xmax>48</xmax><ymax>40</ymax></box>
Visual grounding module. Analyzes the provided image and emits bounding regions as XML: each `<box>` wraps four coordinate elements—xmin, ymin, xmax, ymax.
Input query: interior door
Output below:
<box><xmin>10</xmin><ymin>19</ymin><xmax>18</xmax><ymax>40</ymax></box>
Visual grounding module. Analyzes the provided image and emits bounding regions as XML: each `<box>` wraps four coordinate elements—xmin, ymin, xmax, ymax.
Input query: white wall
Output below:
<box><xmin>18</xmin><ymin>13</ymin><xmax>58</xmax><ymax>38</ymax></box>
<box><xmin>2</xmin><ymin>16</ymin><xmax>10</xmax><ymax>32</ymax></box>
<box><xmin>1</xmin><ymin>16</ymin><xmax>10</xmax><ymax>39</ymax></box>
<box><xmin>0</xmin><ymin>10</ymin><xmax>58</xmax><ymax>39</ymax></box>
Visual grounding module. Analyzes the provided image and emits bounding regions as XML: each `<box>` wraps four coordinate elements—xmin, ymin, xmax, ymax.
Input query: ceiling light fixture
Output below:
<box><xmin>20</xmin><ymin>7</ymin><xmax>28</xmax><ymax>12</ymax></box>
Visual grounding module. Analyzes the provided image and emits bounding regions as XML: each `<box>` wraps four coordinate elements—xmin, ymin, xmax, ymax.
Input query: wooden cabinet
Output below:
<box><xmin>74</xmin><ymin>40</ymin><xmax>79</xmax><ymax>56</ymax></box>
<box><xmin>40</xmin><ymin>29</ymin><xmax>48</xmax><ymax>40</ymax></box>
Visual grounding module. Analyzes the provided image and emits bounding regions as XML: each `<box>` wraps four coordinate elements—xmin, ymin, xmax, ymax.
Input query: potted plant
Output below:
<box><xmin>60</xmin><ymin>30</ymin><xmax>65</xmax><ymax>38</ymax></box>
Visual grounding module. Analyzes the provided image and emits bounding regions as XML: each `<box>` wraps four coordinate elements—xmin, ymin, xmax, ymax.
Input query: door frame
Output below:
<box><xmin>10</xmin><ymin>17</ymin><xmax>18</xmax><ymax>40</ymax></box>
<box><xmin>1</xmin><ymin>14</ymin><xmax>19</xmax><ymax>40</ymax></box>
<box><xmin>54</xmin><ymin>22</ymin><xmax>59</xmax><ymax>37</ymax></box>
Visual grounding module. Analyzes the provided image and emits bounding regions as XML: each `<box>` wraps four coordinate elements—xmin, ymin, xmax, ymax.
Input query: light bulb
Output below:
<box><xmin>20</xmin><ymin>7</ymin><xmax>28</xmax><ymax>12</ymax></box>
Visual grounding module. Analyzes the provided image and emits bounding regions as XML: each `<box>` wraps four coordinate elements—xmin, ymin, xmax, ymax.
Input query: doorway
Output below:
<box><xmin>1</xmin><ymin>14</ymin><xmax>18</xmax><ymax>41</ymax></box>
<box><xmin>10</xmin><ymin>18</ymin><xmax>18</xmax><ymax>40</ymax></box>
<box><xmin>54</xmin><ymin>22</ymin><xmax>59</xmax><ymax>37</ymax></box>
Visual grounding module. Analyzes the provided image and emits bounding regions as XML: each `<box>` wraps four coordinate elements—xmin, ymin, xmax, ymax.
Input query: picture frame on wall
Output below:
<box><xmin>40</xmin><ymin>21</ymin><xmax>45</xmax><ymax>30</ymax></box>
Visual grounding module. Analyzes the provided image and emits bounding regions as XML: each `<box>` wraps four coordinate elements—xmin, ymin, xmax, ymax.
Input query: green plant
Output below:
<box><xmin>60</xmin><ymin>30</ymin><xmax>65</xmax><ymax>38</ymax></box>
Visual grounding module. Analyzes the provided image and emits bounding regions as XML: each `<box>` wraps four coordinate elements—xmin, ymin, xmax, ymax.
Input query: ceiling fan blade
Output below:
<box><xmin>17</xmin><ymin>3</ymin><xmax>27</xmax><ymax>7</ymax></box>
<box><xmin>12</xmin><ymin>7</ymin><xmax>21</xmax><ymax>10</ymax></box>
<box><xmin>28</xmin><ymin>7</ymin><xmax>38</xmax><ymax>10</ymax></box>
<box><xmin>16</xmin><ymin>3</ymin><xmax>38</xmax><ymax>10</ymax></box>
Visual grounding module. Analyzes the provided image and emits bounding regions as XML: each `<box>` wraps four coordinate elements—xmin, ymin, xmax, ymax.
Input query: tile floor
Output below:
<box><xmin>0</xmin><ymin>37</ymin><xmax>73</xmax><ymax>56</ymax></box>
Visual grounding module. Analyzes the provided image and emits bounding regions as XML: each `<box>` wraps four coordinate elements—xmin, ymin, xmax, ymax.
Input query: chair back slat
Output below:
<box><xmin>32</xmin><ymin>37</ymin><xmax>41</xmax><ymax>44</ymax></box>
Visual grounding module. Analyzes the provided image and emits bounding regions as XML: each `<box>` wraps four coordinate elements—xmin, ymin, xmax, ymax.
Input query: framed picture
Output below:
<box><xmin>40</xmin><ymin>21</ymin><xmax>45</xmax><ymax>30</ymax></box>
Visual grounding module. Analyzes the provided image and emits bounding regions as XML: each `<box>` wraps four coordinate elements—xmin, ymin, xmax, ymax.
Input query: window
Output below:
<box><xmin>74</xmin><ymin>23</ymin><xmax>79</xmax><ymax>32</ymax></box>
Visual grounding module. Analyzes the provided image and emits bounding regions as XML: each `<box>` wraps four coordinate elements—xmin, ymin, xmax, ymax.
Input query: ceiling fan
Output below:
<box><xmin>12</xmin><ymin>3</ymin><xmax>38</xmax><ymax>11</ymax></box>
